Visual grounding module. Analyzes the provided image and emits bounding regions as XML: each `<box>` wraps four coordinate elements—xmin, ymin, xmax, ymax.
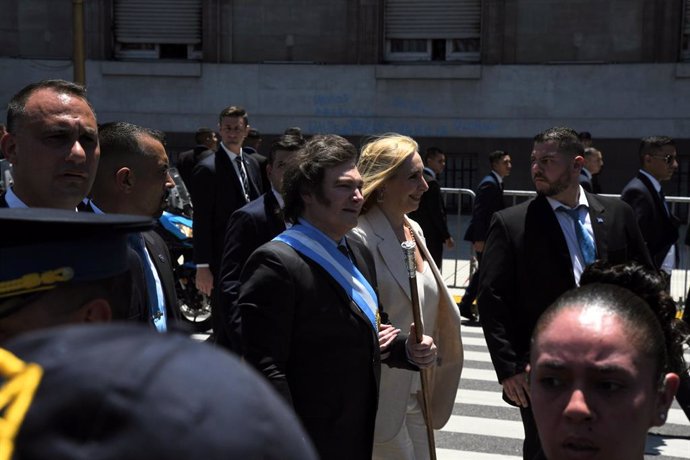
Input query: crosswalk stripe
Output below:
<box><xmin>464</xmin><ymin>350</ymin><xmax>494</xmax><ymax>363</ymax></box>
<box><xmin>456</xmin><ymin>389</ymin><xmax>505</xmax><ymax>407</ymax></box>
<box><xmin>462</xmin><ymin>367</ymin><xmax>499</xmax><ymax>382</ymax></box>
<box><xmin>442</xmin><ymin>415</ymin><xmax>524</xmax><ymax>439</ymax></box>
<box><xmin>462</xmin><ymin>336</ymin><xmax>488</xmax><ymax>346</ymax></box>
<box><xmin>439</xmin><ymin>415</ymin><xmax>690</xmax><ymax>458</ymax></box>
<box><xmin>461</xmin><ymin>327</ymin><xmax>485</xmax><ymax>337</ymax></box>
<box><xmin>437</xmin><ymin>448</ymin><xmax>520</xmax><ymax>460</ymax></box>
<box><xmin>644</xmin><ymin>435</ymin><xmax>690</xmax><ymax>458</ymax></box>
<box><xmin>454</xmin><ymin>389</ymin><xmax>689</xmax><ymax>427</ymax></box>
<box><xmin>667</xmin><ymin>407</ymin><xmax>690</xmax><ymax>426</ymax></box>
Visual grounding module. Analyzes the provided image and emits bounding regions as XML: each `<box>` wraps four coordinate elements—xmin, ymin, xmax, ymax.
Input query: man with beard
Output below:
<box><xmin>477</xmin><ymin>126</ymin><xmax>653</xmax><ymax>460</ymax></box>
<box><xmin>87</xmin><ymin>122</ymin><xmax>178</xmax><ymax>331</ymax></box>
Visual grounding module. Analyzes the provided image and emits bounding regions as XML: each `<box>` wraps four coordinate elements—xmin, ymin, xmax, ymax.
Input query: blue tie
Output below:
<box><xmin>129</xmin><ymin>234</ymin><xmax>167</xmax><ymax>332</ymax></box>
<box><xmin>558</xmin><ymin>206</ymin><xmax>596</xmax><ymax>266</ymax></box>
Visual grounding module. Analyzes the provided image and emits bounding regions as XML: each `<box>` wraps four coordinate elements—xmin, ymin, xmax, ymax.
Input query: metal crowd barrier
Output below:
<box><xmin>439</xmin><ymin>187</ymin><xmax>690</xmax><ymax>313</ymax></box>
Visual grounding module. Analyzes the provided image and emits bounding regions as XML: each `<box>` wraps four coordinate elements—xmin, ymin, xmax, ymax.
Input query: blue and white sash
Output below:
<box><xmin>274</xmin><ymin>223</ymin><xmax>379</xmax><ymax>332</ymax></box>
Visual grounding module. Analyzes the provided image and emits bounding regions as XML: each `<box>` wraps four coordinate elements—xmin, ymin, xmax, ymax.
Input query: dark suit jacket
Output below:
<box><xmin>218</xmin><ymin>191</ymin><xmax>286</xmax><ymax>352</ymax></box>
<box><xmin>191</xmin><ymin>147</ymin><xmax>263</xmax><ymax>272</ymax></box>
<box><xmin>0</xmin><ymin>193</ymin><xmax>8</xmax><ymax>208</ymax></box>
<box><xmin>142</xmin><ymin>229</ymin><xmax>179</xmax><ymax>323</ymax></box>
<box><xmin>478</xmin><ymin>193</ymin><xmax>653</xmax><ymax>385</ymax></box>
<box><xmin>464</xmin><ymin>172</ymin><xmax>504</xmax><ymax>243</ymax></box>
<box><xmin>79</xmin><ymin>202</ymin><xmax>175</xmax><ymax>325</ymax></box>
<box><xmin>176</xmin><ymin>145</ymin><xmax>214</xmax><ymax>197</ymax></box>
<box><xmin>621</xmin><ymin>172</ymin><xmax>680</xmax><ymax>270</ymax></box>
<box><xmin>408</xmin><ymin>173</ymin><xmax>450</xmax><ymax>265</ymax></box>
<box><xmin>239</xmin><ymin>237</ymin><xmax>413</xmax><ymax>460</ymax></box>
<box><xmin>248</xmin><ymin>151</ymin><xmax>270</xmax><ymax>192</ymax></box>
<box><xmin>579</xmin><ymin>169</ymin><xmax>593</xmax><ymax>193</ymax></box>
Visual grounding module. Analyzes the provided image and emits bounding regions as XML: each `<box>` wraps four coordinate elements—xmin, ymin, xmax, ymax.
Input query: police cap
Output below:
<box><xmin>0</xmin><ymin>323</ymin><xmax>317</xmax><ymax>460</ymax></box>
<box><xmin>0</xmin><ymin>208</ymin><xmax>153</xmax><ymax>303</ymax></box>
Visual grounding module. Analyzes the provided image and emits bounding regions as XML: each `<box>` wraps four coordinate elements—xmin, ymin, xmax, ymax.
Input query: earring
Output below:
<box><xmin>377</xmin><ymin>188</ymin><xmax>385</xmax><ymax>203</ymax></box>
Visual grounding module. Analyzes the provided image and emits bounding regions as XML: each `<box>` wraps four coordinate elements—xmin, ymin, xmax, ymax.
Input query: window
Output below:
<box><xmin>113</xmin><ymin>0</ymin><xmax>202</xmax><ymax>60</ymax></box>
<box><xmin>384</xmin><ymin>0</ymin><xmax>481</xmax><ymax>63</ymax></box>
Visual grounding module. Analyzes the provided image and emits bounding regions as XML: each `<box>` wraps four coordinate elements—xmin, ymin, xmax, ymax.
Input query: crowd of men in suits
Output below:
<box><xmin>1</xmin><ymin>78</ymin><xmax>689</xmax><ymax>460</ymax></box>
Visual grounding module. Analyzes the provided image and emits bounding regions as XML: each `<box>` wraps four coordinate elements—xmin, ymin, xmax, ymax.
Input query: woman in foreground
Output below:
<box><xmin>529</xmin><ymin>262</ymin><xmax>687</xmax><ymax>460</ymax></box>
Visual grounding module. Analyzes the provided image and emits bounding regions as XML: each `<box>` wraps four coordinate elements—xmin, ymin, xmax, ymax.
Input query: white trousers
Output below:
<box><xmin>372</xmin><ymin>394</ymin><xmax>430</xmax><ymax>460</ymax></box>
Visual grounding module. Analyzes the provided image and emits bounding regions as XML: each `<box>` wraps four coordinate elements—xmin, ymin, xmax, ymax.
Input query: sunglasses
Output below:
<box><xmin>650</xmin><ymin>154</ymin><xmax>677</xmax><ymax>165</ymax></box>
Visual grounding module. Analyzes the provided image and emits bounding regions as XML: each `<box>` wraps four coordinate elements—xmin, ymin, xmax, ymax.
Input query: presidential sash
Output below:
<box><xmin>274</xmin><ymin>223</ymin><xmax>379</xmax><ymax>332</ymax></box>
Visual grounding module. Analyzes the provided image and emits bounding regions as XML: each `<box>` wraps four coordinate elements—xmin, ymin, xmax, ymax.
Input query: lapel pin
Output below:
<box><xmin>596</xmin><ymin>217</ymin><xmax>604</xmax><ymax>224</ymax></box>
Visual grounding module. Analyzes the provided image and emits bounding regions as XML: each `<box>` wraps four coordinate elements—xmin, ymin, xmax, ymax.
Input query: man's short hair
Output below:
<box><xmin>6</xmin><ymin>79</ymin><xmax>94</xmax><ymax>134</ymax></box>
<box><xmin>194</xmin><ymin>127</ymin><xmax>215</xmax><ymax>145</ymax></box>
<box><xmin>489</xmin><ymin>150</ymin><xmax>508</xmax><ymax>166</ymax></box>
<box><xmin>578</xmin><ymin>131</ymin><xmax>592</xmax><ymax>142</ymax></box>
<box><xmin>218</xmin><ymin>106</ymin><xmax>248</xmax><ymax>126</ymax></box>
<box><xmin>284</xmin><ymin>127</ymin><xmax>303</xmax><ymax>138</ymax></box>
<box><xmin>424</xmin><ymin>146</ymin><xmax>444</xmax><ymax>162</ymax></box>
<box><xmin>583</xmin><ymin>147</ymin><xmax>600</xmax><ymax>158</ymax></box>
<box><xmin>98</xmin><ymin>122</ymin><xmax>165</xmax><ymax>161</ymax></box>
<box><xmin>639</xmin><ymin>136</ymin><xmax>675</xmax><ymax>161</ymax></box>
<box><xmin>534</xmin><ymin>126</ymin><xmax>584</xmax><ymax>157</ymax></box>
<box><xmin>246</xmin><ymin>128</ymin><xmax>261</xmax><ymax>139</ymax></box>
<box><xmin>268</xmin><ymin>134</ymin><xmax>305</xmax><ymax>165</ymax></box>
<box><xmin>282</xmin><ymin>135</ymin><xmax>357</xmax><ymax>224</ymax></box>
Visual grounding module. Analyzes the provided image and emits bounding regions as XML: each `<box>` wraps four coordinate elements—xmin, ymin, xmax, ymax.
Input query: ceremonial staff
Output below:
<box><xmin>401</xmin><ymin>240</ymin><xmax>437</xmax><ymax>460</ymax></box>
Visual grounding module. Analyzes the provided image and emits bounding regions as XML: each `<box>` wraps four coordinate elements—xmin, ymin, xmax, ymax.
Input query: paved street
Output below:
<box><xmin>435</xmin><ymin>322</ymin><xmax>690</xmax><ymax>459</ymax></box>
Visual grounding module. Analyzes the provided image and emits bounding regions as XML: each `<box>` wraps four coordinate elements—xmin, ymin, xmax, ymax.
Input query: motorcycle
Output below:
<box><xmin>157</xmin><ymin>167</ymin><xmax>212</xmax><ymax>333</ymax></box>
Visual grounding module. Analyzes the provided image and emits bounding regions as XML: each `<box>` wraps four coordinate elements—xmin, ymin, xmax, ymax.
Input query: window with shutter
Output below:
<box><xmin>113</xmin><ymin>0</ymin><xmax>202</xmax><ymax>60</ymax></box>
<box><xmin>384</xmin><ymin>0</ymin><xmax>481</xmax><ymax>62</ymax></box>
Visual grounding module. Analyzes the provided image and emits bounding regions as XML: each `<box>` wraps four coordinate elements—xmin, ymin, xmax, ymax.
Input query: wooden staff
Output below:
<box><xmin>401</xmin><ymin>240</ymin><xmax>437</xmax><ymax>460</ymax></box>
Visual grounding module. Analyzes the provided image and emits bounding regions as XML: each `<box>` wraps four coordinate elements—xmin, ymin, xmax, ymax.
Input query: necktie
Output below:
<box><xmin>235</xmin><ymin>155</ymin><xmax>250</xmax><ymax>203</ymax></box>
<box><xmin>129</xmin><ymin>234</ymin><xmax>167</xmax><ymax>332</ymax></box>
<box><xmin>337</xmin><ymin>243</ymin><xmax>351</xmax><ymax>261</ymax></box>
<box><xmin>558</xmin><ymin>206</ymin><xmax>596</xmax><ymax>266</ymax></box>
<box><xmin>659</xmin><ymin>189</ymin><xmax>670</xmax><ymax>216</ymax></box>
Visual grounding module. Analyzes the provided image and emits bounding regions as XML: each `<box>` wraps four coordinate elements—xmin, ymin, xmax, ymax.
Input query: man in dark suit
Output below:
<box><xmin>176</xmin><ymin>127</ymin><xmax>217</xmax><ymax>198</ymax></box>
<box><xmin>192</xmin><ymin>106</ymin><xmax>263</xmax><ymax>344</ymax></box>
<box><xmin>239</xmin><ymin>134</ymin><xmax>437</xmax><ymax>460</ymax></box>
<box><xmin>0</xmin><ymin>79</ymin><xmax>99</xmax><ymax>210</ymax></box>
<box><xmin>620</xmin><ymin>136</ymin><xmax>690</xmax><ymax>422</ymax></box>
<box><xmin>579</xmin><ymin>147</ymin><xmax>603</xmax><ymax>193</ymax></box>
<box><xmin>478</xmin><ymin>127</ymin><xmax>653</xmax><ymax>460</ymax></box>
<box><xmin>243</xmin><ymin>128</ymin><xmax>270</xmax><ymax>191</ymax></box>
<box><xmin>621</xmin><ymin>136</ymin><xmax>679</xmax><ymax>274</ymax></box>
<box><xmin>88</xmin><ymin>122</ymin><xmax>179</xmax><ymax>331</ymax></box>
<box><xmin>218</xmin><ymin>134</ymin><xmax>304</xmax><ymax>352</ymax></box>
<box><xmin>459</xmin><ymin>150</ymin><xmax>512</xmax><ymax>321</ymax></box>
<box><xmin>408</xmin><ymin>147</ymin><xmax>454</xmax><ymax>268</ymax></box>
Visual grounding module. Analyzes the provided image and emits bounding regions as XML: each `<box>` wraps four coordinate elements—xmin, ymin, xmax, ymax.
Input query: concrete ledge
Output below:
<box><xmin>375</xmin><ymin>64</ymin><xmax>481</xmax><ymax>80</ymax></box>
<box><xmin>100</xmin><ymin>61</ymin><xmax>202</xmax><ymax>77</ymax></box>
<box><xmin>675</xmin><ymin>62</ymin><xmax>690</xmax><ymax>79</ymax></box>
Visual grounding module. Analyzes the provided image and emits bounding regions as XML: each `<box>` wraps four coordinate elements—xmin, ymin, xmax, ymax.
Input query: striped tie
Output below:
<box><xmin>235</xmin><ymin>155</ymin><xmax>250</xmax><ymax>203</ymax></box>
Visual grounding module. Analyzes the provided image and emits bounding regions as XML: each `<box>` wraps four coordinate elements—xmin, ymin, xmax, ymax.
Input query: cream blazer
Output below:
<box><xmin>350</xmin><ymin>205</ymin><xmax>463</xmax><ymax>442</ymax></box>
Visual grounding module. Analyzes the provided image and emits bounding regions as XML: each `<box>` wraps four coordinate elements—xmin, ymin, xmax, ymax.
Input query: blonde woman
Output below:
<box><xmin>350</xmin><ymin>134</ymin><xmax>463</xmax><ymax>459</ymax></box>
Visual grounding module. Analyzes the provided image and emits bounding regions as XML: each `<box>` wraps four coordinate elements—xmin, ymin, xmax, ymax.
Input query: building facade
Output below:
<box><xmin>1</xmin><ymin>0</ymin><xmax>689</xmax><ymax>194</ymax></box>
